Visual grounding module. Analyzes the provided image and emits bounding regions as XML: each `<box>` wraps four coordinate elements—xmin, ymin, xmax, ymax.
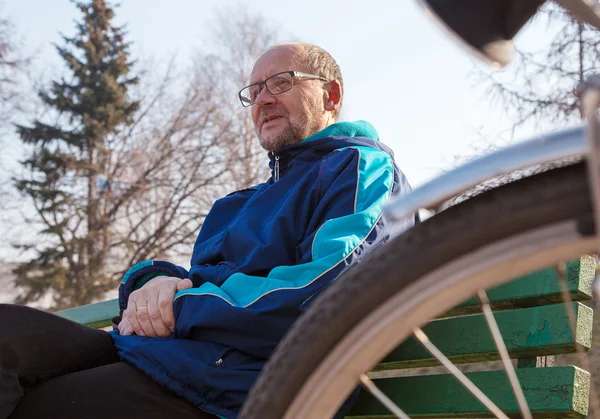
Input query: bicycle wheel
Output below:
<box><xmin>239</xmin><ymin>161</ymin><xmax>597</xmax><ymax>419</ymax></box>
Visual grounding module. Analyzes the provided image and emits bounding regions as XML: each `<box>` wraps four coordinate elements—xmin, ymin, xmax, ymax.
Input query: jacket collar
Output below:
<box><xmin>268</xmin><ymin>120</ymin><xmax>379</xmax><ymax>160</ymax></box>
<box><xmin>302</xmin><ymin>120</ymin><xmax>379</xmax><ymax>143</ymax></box>
<box><xmin>267</xmin><ymin>121</ymin><xmax>382</xmax><ymax>180</ymax></box>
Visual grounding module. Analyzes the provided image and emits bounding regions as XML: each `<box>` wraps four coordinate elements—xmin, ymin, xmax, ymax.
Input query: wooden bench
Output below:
<box><xmin>347</xmin><ymin>255</ymin><xmax>595</xmax><ymax>418</ymax></box>
<box><xmin>56</xmin><ymin>256</ymin><xmax>596</xmax><ymax>418</ymax></box>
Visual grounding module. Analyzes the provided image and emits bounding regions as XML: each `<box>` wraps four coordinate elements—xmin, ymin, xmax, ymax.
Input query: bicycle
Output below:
<box><xmin>238</xmin><ymin>0</ymin><xmax>600</xmax><ymax>418</ymax></box>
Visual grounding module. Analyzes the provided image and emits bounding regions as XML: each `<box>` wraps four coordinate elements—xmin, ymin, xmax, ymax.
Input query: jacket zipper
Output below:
<box><xmin>274</xmin><ymin>155</ymin><xmax>280</xmax><ymax>182</ymax></box>
<box><xmin>215</xmin><ymin>348</ymin><xmax>235</xmax><ymax>367</ymax></box>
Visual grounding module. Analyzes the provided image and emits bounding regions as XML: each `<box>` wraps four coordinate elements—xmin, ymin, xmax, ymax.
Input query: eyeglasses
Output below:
<box><xmin>238</xmin><ymin>71</ymin><xmax>329</xmax><ymax>107</ymax></box>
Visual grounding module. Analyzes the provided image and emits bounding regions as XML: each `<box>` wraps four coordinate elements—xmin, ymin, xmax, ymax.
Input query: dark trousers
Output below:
<box><xmin>0</xmin><ymin>304</ymin><xmax>216</xmax><ymax>419</ymax></box>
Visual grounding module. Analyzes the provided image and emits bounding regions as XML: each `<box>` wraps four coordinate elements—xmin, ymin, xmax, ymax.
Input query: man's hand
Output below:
<box><xmin>118</xmin><ymin>276</ymin><xmax>193</xmax><ymax>337</ymax></box>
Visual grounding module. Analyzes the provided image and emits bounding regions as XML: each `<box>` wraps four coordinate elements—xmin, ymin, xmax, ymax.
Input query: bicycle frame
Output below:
<box><xmin>384</xmin><ymin>125</ymin><xmax>587</xmax><ymax>221</ymax></box>
<box><xmin>384</xmin><ymin>3</ymin><xmax>600</xmax><ymax>418</ymax></box>
<box><xmin>388</xmin><ymin>0</ymin><xmax>600</xmax><ymax>250</ymax></box>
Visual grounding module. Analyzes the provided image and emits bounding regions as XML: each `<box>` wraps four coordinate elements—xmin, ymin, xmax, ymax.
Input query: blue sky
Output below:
<box><xmin>0</xmin><ymin>0</ymin><xmax>574</xmax><ymax>264</ymax></box>
<box><xmin>3</xmin><ymin>0</ymin><xmax>556</xmax><ymax>187</ymax></box>
<box><xmin>3</xmin><ymin>0</ymin><xmax>568</xmax><ymax>186</ymax></box>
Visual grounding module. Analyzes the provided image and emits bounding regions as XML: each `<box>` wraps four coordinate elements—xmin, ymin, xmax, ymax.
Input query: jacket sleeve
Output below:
<box><xmin>117</xmin><ymin>260</ymin><xmax>189</xmax><ymax>312</ymax></box>
<box><xmin>172</xmin><ymin>146</ymin><xmax>413</xmax><ymax>359</ymax></box>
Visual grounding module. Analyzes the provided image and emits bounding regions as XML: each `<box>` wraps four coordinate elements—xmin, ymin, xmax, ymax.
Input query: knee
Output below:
<box><xmin>0</xmin><ymin>303</ymin><xmax>22</xmax><ymax>316</ymax></box>
<box><xmin>0</xmin><ymin>342</ymin><xmax>19</xmax><ymax>371</ymax></box>
<box><xmin>0</xmin><ymin>304</ymin><xmax>31</xmax><ymax>371</ymax></box>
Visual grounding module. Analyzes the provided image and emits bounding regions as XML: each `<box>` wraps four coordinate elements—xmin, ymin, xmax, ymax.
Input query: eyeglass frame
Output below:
<box><xmin>238</xmin><ymin>71</ymin><xmax>329</xmax><ymax>107</ymax></box>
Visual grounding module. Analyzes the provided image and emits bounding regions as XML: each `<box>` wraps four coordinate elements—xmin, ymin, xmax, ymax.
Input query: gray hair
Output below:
<box><xmin>298</xmin><ymin>44</ymin><xmax>344</xmax><ymax>120</ymax></box>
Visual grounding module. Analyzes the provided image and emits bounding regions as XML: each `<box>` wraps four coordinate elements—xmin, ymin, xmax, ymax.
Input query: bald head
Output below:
<box><xmin>257</xmin><ymin>43</ymin><xmax>344</xmax><ymax>120</ymax></box>
<box><xmin>247</xmin><ymin>43</ymin><xmax>344</xmax><ymax>152</ymax></box>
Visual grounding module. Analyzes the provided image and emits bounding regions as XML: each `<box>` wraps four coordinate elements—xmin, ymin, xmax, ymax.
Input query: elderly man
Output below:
<box><xmin>0</xmin><ymin>43</ymin><xmax>413</xmax><ymax>419</ymax></box>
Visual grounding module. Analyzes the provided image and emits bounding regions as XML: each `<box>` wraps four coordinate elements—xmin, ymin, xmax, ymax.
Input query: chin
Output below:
<box><xmin>258</xmin><ymin>136</ymin><xmax>278</xmax><ymax>152</ymax></box>
<box><xmin>259</xmin><ymin>125</ymin><xmax>299</xmax><ymax>152</ymax></box>
<box><xmin>259</xmin><ymin>130</ymin><xmax>280</xmax><ymax>147</ymax></box>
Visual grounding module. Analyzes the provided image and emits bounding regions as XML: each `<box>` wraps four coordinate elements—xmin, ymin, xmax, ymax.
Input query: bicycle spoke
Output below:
<box><xmin>477</xmin><ymin>289</ymin><xmax>533</xmax><ymax>419</ymax></box>
<box><xmin>359</xmin><ymin>374</ymin><xmax>411</xmax><ymax>419</ymax></box>
<box><xmin>556</xmin><ymin>262</ymin><xmax>600</xmax><ymax>419</ymax></box>
<box><xmin>412</xmin><ymin>328</ymin><xmax>510</xmax><ymax>419</ymax></box>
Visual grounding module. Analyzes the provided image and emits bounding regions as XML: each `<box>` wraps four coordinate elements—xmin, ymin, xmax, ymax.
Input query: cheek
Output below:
<box><xmin>299</xmin><ymin>91</ymin><xmax>321</xmax><ymax>117</ymax></box>
<box><xmin>251</xmin><ymin>108</ymin><xmax>260</xmax><ymax>127</ymax></box>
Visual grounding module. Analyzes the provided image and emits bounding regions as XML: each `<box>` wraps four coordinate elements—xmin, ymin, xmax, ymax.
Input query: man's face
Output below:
<box><xmin>250</xmin><ymin>46</ymin><xmax>328</xmax><ymax>153</ymax></box>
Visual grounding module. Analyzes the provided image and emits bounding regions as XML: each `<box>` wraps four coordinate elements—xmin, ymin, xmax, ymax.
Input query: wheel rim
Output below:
<box><xmin>281</xmin><ymin>220</ymin><xmax>596</xmax><ymax>419</ymax></box>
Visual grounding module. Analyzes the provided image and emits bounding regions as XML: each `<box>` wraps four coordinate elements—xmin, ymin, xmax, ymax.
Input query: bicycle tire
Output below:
<box><xmin>239</xmin><ymin>162</ymin><xmax>596</xmax><ymax>419</ymax></box>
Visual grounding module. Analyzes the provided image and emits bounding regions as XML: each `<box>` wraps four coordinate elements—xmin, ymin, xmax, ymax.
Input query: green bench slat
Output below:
<box><xmin>347</xmin><ymin>366</ymin><xmax>590</xmax><ymax>418</ymax></box>
<box><xmin>375</xmin><ymin>302</ymin><xmax>592</xmax><ymax>370</ymax></box>
<box><xmin>56</xmin><ymin>298</ymin><xmax>119</xmax><ymax>328</ymax></box>
<box><xmin>446</xmin><ymin>256</ymin><xmax>594</xmax><ymax>317</ymax></box>
<box><xmin>56</xmin><ymin>257</ymin><xmax>594</xmax><ymax>329</ymax></box>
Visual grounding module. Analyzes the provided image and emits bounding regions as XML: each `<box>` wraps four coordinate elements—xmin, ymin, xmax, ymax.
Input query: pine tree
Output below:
<box><xmin>13</xmin><ymin>0</ymin><xmax>139</xmax><ymax>309</ymax></box>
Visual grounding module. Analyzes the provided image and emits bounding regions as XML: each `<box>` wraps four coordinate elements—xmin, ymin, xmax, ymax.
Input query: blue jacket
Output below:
<box><xmin>110</xmin><ymin>121</ymin><xmax>413</xmax><ymax>419</ymax></box>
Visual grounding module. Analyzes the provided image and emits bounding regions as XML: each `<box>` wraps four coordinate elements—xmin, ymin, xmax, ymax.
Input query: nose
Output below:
<box><xmin>254</xmin><ymin>85</ymin><xmax>276</xmax><ymax>106</ymax></box>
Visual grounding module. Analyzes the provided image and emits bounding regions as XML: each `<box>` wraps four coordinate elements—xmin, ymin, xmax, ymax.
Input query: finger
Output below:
<box><xmin>118</xmin><ymin>318</ymin><xmax>133</xmax><ymax>336</ymax></box>
<box><xmin>176</xmin><ymin>278</ymin><xmax>193</xmax><ymax>291</ymax></box>
<box><xmin>126</xmin><ymin>300</ymin><xmax>145</xmax><ymax>337</ymax></box>
<box><xmin>134</xmin><ymin>300</ymin><xmax>158</xmax><ymax>337</ymax></box>
<box><xmin>147</xmin><ymin>288</ymin><xmax>171</xmax><ymax>337</ymax></box>
<box><xmin>158</xmin><ymin>286</ymin><xmax>176</xmax><ymax>333</ymax></box>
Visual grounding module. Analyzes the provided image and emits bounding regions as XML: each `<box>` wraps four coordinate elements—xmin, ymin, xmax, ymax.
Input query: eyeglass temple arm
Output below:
<box><xmin>293</xmin><ymin>71</ymin><xmax>329</xmax><ymax>82</ymax></box>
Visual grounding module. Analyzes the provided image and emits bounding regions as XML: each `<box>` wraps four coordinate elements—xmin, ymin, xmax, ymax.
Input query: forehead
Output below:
<box><xmin>250</xmin><ymin>46</ymin><xmax>306</xmax><ymax>84</ymax></box>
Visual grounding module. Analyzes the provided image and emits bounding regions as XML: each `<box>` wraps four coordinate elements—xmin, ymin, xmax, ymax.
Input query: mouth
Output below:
<box><xmin>261</xmin><ymin>115</ymin><xmax>284</xmax><ymax>129</ymax></box>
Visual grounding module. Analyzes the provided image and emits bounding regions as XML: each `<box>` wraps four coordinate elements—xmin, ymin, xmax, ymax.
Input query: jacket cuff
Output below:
<box><xmin>118</xmin><ymin>260</ymin><xmax>189</xmax><ymax>311</ymax></box>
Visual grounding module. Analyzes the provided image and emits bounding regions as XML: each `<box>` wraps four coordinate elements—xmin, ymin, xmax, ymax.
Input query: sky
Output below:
<box><xmin>0</xmin><ymin>0</ymin><xmax>571</xmax><ymax>262</ymax></box>
<box><xmin>1</xmin><ymin>0</ymin><xmax>561</xmax><ymax>187</ymax></box>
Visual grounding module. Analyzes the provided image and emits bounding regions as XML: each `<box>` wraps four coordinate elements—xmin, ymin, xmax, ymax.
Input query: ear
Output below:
<box><xmin>324</xmin><ymin>80</ymin><xmax>342</xmax><ymax>112</ymax></box>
